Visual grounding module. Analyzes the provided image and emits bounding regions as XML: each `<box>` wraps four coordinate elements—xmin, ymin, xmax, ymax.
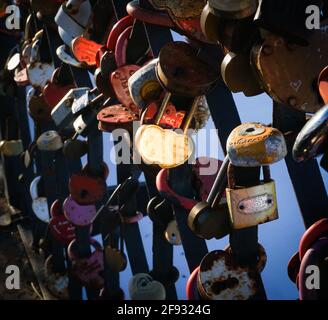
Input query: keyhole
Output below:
<box><xmin>80</xmin><ymin>189</ymin><xmax>88</xmax><ymax>198</ymax></box>
<box><xmin>173</xmin><ymin>67</ymin><xmax>185</xmax><ymax>77</ymax></box>
<box><xmin>246</xmin><ymin>127</ymin><xmax>255</xmax><ymax>133</ymax></box>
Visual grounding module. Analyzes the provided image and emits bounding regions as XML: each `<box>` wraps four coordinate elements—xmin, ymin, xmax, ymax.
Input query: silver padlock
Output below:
<box><xmin>36</xmin><ymin>131</ymin><xmax>63</xmax><ymax>151</ymax></box>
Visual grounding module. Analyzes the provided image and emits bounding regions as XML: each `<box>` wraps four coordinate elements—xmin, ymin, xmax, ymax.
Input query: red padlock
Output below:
<box><xmin>63</xmin><ymin>195</ymin><xmax>97</xmax><ymax>226</ymax></box>
<box><xmin>49</xmin><ymin>199</ymin><xmax>76</xmax><ymax>246</ymax></box>
<box><xmin>287</xmin><ymin>252</ymin><xmax>301</xmax><ymax>284</ymax></box>
<box><xmin>186</xmin><ymin>266</ymin><xmax>200</xmax><ymax>300</ymax></box>
<box><xmin>68</xmin><ymin>238</ymin><xmax>104</xmax><ymax>289</ymax></box>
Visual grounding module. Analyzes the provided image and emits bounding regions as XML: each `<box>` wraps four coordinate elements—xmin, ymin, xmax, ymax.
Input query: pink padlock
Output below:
<box><xmin>63</xmin><ymin>195</ymin><xmax>97</xmax><ymax>227</ymax></box>
<box><xmin>68</xmin><ymin>238</ymin><xmax>104</xmax><ymax>289</ymax></box>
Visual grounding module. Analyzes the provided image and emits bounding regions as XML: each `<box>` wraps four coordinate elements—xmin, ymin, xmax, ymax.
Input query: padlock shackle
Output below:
<box><xmin>182</xmin><ymin>96</ymin><xmax>201</xmax><ymax>133</ymax></box>
<box><xmin>115</xmin><ymin>26</ymin><xmax>132</xmax><ymax>68</ymax></box>
<box><xmin>155</xmin><ymin>91</ymin><xmax>171</xmax><ymax>125</ymax></box>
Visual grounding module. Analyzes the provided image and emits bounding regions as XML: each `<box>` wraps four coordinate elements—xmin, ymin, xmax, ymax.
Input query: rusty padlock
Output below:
<box><xmin>293</xmin><ymin>105</ymin><xmax>328</xmax><ymax>163</ymax></box>
<box><xmin>197</xmin><ymin>248</ymin><xmax>266</xmax><ymax>300</ymax></box>
<box><xmin>252</xmin><ymin>23</ymin><xmax>328</xmax><ymax>113</ymax></box>
<box><xmin>68</xmin><ymin>238</ymin><xmax>104</xmax><ymax>289</ymax></box>
<box><xmin>44</xmin><ymin>255</ymin><xmax>69</xmax><ymax>300</ymax></box>
<box><xmin>63</xmin><ymin>195</ymin><xmax>97</xmax><ymax>226</ymax></box>
<box><xmin>68</xmin><ymin>166</ymin><xmax>107</xmax><ymax>205</ymax></box>
<box><xmin>128</xmin><ymin>273</ymin><xmax>166</xmax><ymax>300</ymax></box>
<box><xmin>36</xmin><ymin>130</ymin><xmax>63</xmax><ymax>151</ymax></box>
<box><xmin>49</xmin><ymin>199</ymin><xmax>76</xmax><ymax>246</ymax></box>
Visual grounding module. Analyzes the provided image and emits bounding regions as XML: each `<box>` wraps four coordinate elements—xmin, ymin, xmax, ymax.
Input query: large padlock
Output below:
<box><xmin>44</xmin><ymin>255</ymin><xmax>69</xmax><ymax>300</ymax></box>
<box><xmin>254</xmin><ymin>0</ymin><xmax>324</xmax><ymax>45</ymax></box>
<box><xmin>128</xmin><ymin>273</ymin><xmax>166</xmax><ymax>300</ymax></box>
<box><xmin>197</xmin><ymin>248</ymin><xmax>266</xmax><ymax>300</ymax></box>
<box><xmin>49</xmin><ymin>200</ymin><xmax>76</xmax><ymax>246</ymax></box>
<box><xmin>226</xmin><ymin>122</ymin><xmax>287</xmax><ymax>167</ymax></box>
<box><xmin>135</xmin><ymin>42</ymin><xmax>217</xmax><ymax>168</ymax></box>
<box><xmin>68</xmin><ymin>238</ymin><xmax>104</xmax><ymax>289</ymax></box>
<box><xmin>252</xmin><ymin>23</ymin><xmax>328</xmax><ymax>113</ymax></box>
<box><xmin>226</xmin><ymin>164</ymin><xmax>278</xmax><ymax>229</ymax></box>
<box><xmin>293</xmin><ymin>105</ymin><xmax>328</xmax><ymax>163</ymax></box>
<box><xmin>36</xmin><ymin>130</ymin><xmax>63</xmax><ymax>151</ymax></box>
<box><xmin>51</xmin><ymin>87</ymin><xmax>90</xmax><ymax>132</ymax></box>
<box><xmin>0</xmin><ymin>140</ymin><xmax>23</xmax><ymax>156</ymax></box>
<box><xmin>63</xmin><ymin>195</ymin><xmax>97</xmax><ymax>226</ymax></box>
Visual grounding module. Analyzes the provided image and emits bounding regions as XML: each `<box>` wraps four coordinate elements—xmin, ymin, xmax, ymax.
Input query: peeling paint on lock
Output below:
<box><xmin>128</xmin><ymin>273</ymin><xmax>166</xmax><ymax>300</ymax></box>
<box><xmin>197</xmin><ymin>250</ymin><xmax>259</xmax><ymax>300</ymax></box>
<box><xmin>27</xmin><ymin>62</ymin><xmax>55</xmax><ymax>89</ymax></box>
<box><xmin>227</xmin><ymin>123</ymin><xmax>287</xmax><ymax>167</ymax></box>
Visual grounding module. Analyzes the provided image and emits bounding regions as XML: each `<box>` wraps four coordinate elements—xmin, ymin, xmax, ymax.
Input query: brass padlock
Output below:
<box><xmin>164</xmin><ymin>220</ymin><xmax>181</xmax><ymax>245</ymax></box>
<box><xmin>0</xmin><ymin>140</ymin><xmax>23</xmax><ymax>156</ymax></box>
<box><xmin>226</xmin><ymin>122</ymin><xmax>287</xmax><ymax>167</ymax></box>
<box><xmin>226</xmin><ymin>165</ymin><xmax>278</xmax><ymax>229</ymax></box>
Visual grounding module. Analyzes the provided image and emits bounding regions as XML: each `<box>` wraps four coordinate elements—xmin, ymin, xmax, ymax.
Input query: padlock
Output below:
<box><xmin>208</xmin><ymin>0</ymin><xmax>258</xmax><ymax>19</ymax></box>
<box><xmin>254</xmin><ymin>0</ymin><xmax>324</xmax><ymax>45</ymax></box>
<box><xmin>128</xmin><ymin>273</ymin><xmax>166</xmax><ymax>300</ymax></box>
<box><xmin>43</xmin><ymin>63</ymin><xmax>77</xmax><ymax>109</ymax></box>
<box><xmin>128</xmin><ymin>58</ymin><xmax>163</xmax><ymax>109</ymax></box>
<box><xmin>164</xmin><ymin>220</ymin><xmax>181</xmax><ymax>245</ymax></box>
<box><xmin>0</xmin><ymin>140</ymin><xmax>23</xmax><ymax>156</ymax></box>
<box><xmin>51</xmin><ymin>87</ymin><xmax>90</xmax><ymax>132</ymax></box>
<box><xmin>147</xmin><ymin>196</ymin><xmax>174</xmax><ymax>227</ymax></box>
<box><xmin>56</xmin><ymin>45</ymin><xmax>84</xmax><ymax>68</ymax></box>
<box><xmin>49</xmin><ymin>199</ymin><xmax>76</xmax><ymax>246</ymax></box>
<box><xmin>97</xmin><ymin>104</ymin><xmax>139</xmax><ymax>133</ymax></box>
<box><xmin>6</xmin><ymin>52</ymin><xmax>21</xmax><ymax>72</ymax></box>
<box><xmin>318</xmin><ymin>66</ymin><xmax>328</xmax><ymax>104</ymax></box>
<box><xmin>293</xmin><ymin>105</ymin><xmax>328</xmax><ymax>162</ymax></box>
<box><xmin>63</xmin><ymin>195</ymin><xmax>97</xmax><ymax>226</ymax></box>
<box><xmin>135</xmin><ymin>42</ymin><xmax>217</xmax><ymax>168</ymax></box>
<box><xmin>69</xmin><ymin>170</ymin><xmax>107</xmax><ymax>205</ymax></box>
<box><xmin>197</xmin><ymin>249</ymin><xmax>264</xmax><ymax>300</ymax></box>
<box><xmin>32</xmin><ymin>197</ymin><xmax>50</xmax><ymax>223</ymax></box>
<box><xmin>226</xmin><ymin>164</ymin><xmax>278</xmax><ymax>229</ymax></box>
<box><xmin>188</xmin><ymin>156</ymin><xmax>231</xmax><ymax>240</ymax></box>
<box><xmin>226</xmin><ymin>122</ymin><xmax>287</xmax><ymax>167</ymax></box>
<box><xmin>72</xmin><ymin>36</ymin><xmax>102</xmax><ymax>67</ymax></box>
<box><xmin>298</xmin><ymin>237</ymin><xmax>328</xmax><ymax>300</ymax></box>
<box><xmin>186</xmin><ymin>267</ymin><xmax>201</xmax><ymax>300</ymax></box>
<box><xmin>55</xmin><ymin>0</ymin><xmax>91</xmax><ymax>48</ymax></box>
<box><xmin>44</xmin><ymin>255</ymin><xmax>69</xmax><ymax>300</ymax></box>
<box><xmin>36</xmin><ymin>130</ymin><xmax>63</xmax><ymax>151</ymax></box>
<box><xmin>68</xmin><ymin>238</ymin><xmax>104</xmax><ymax>289</ymax></box>
<box><xmin>253</xmin><ymin>24</ymin><xmax>328</xmax><ymax>113</ymax></box>
<box><xmin>30</xmin><ymin>176</ymin><xmax>42</xmax><ymax>201</ymax></box>
<box><xmin>63</xmin><ymin>138</ymin><xmax>88</xmax><ymax>159</ymax></box>
<box><xmin>221</xmin><ymin>52</ymin><xmax>263</xmax><ymax>97</ymax></box>
<box><xmin>28</xmin><ymin>92</ymin><xmax>53</xmax><ymax>123</ymax></box>
<box><xmin>14</xmin><ymin>67</ymin><xmax>29</xmax><ymax>86</ymax></box>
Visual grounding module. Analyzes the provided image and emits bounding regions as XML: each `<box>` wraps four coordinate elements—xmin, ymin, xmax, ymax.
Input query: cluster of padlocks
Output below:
<box><xmin>0</xmin><ymin>0</ymin><xmax>327</xmax><ymax>300</ymax></box>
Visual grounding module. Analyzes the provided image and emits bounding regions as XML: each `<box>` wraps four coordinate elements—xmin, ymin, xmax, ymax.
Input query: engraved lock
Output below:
<box><xmin>188</xmin><ymin>156</ymin><xmax>231</xmax><ymax>240</ymax></box>
<box><xmin>164</xmin><ymin>220</ymin><xmax>181</xmax><ymax>245</ymax></box>
<box><xmin>72</xmin><ymin>36</ymin><xmax>102</xmax><ymax>67</ymax></box>
<box><xmin>128</xmin><ymin>273</ymin><xmax>166</xmax><ymax>300</ymax></box>
<box><xmin>293</xmin><ymin>105</ymin><xmax>328</xmax><ymax>162</ymax></box>
<box><xmin>0</xmin><ymin>140</ymin><xmax>23</xmax><ymax>156</ymax></box>
<box><xmin>36</xmin><ymin>130</ymin><xmax>63</xmax><ymax>151</ymax></box>
<box><xmin>49</xmin><ymin>200</ymin><xmax>76</xmax><ymax>246</ymax></box>
<box><xmin>208</xmin><ymin>0</ymin><xmax>258</xmax><ymax>19</ymax></box>
<box><xmin>128</xmin><ymin>58</ymin><xmax>163</xmax><ymax>109</ymax></box>
<box><xmin>51</xmin><ymin>87</ymin><xmax>90</xmax><ymax>132</ymax></box>
<box><xmin>55</xmin><ymin>0</ymin><xmax>91</xmax><ymax>48</ymax></box>
<box><xmin>135</xmin><ymin>42</ymin><xmax>217</xmax><ymax>168</ymax></box>
<box><xmin>221</xmin><ymin>52</ymin><xmax>263</xmax><ymax>97</ymax></box>
<box><xmin>226</xmin><ymin>164</ymin><xmax>278</xmax><ymax>229</ymax></box>
<box><xmin>197</xmin><ymin>250</ymin><xmax>261</xmax><ymax>300</ymax></box>
<box><xmin>44</xmin><ymin>255</ymin><xmax>69</xmax><ymax>300</ymax></box>
<box><xmin>252</xmin><ymin>23</ymin><xmax>328</xmax><ymax>113</ymax></box>
<box><xmin>97</xmin><ymin>104</ymin><xmax>139</xmax><ymax>133</ymax></box>
<box><xmin>68</xmin><ymin>238</ymin><xmax>104</xmax><ymax>289</ymax></box>
<box><xmin>43</xmin><ymin>64</ymin><xmax>77</xmax><ymax>109</ymax></box>
<box><xmin>254</xmin><ymin>0</ymin><xmax>324</xmax><ymax>45</ymax></box>
<box><xmin>63</xmin><ymin>138</ymin><xmax>88</xmax><ymax>159</ymax></box>
<box><xmin>226</xmin><ymin>122</ymin><xmax>287</xmax><ymax>167</ymax></box>
<box><xmin>63</xmin><ymin>195</ymin><xmax>97</xmax><ymax>226</ymax></box>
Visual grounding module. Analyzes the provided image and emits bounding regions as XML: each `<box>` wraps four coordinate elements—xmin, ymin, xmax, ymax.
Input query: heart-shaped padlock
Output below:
<box><xmin>63</xmin><ymin>195</ymin><xmax>97</xmax><ymax>226</ymax></box>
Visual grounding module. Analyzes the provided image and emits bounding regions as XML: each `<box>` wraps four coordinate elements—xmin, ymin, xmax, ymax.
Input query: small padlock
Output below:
<box><xmin>226</xmin><ymin>122</ymin><xmax>287</xmax><ymax>167</ymax></box>
<box><xmin>0</xmin><ymin>140</ymin><xmax>23</xmax><ymax>156</ymax></box>
<box><xmin>68</xmin><ymin>238</ymin><xmax>104</xmax><ymax>289</ymax></box>
<box><xmin>63</xmin><ymin>195</ymin><xmax>97</xmax><ymax>226</ymax></box>
<box><xmin>63</xmin><ymin>138</ymin><xmax>88</xmax><ymax>159</ymax></box>
<box><xmin>293</xmin><ymin>105</ymin><xmax>328</xmax><ymax>162</ymax></box>
<box><xmin>164</xmin><ymin>220</ymin><xmax>181</xmax><ymax>245</ymax></box>
<box><xmin>318</xmin><ymin>66</ymin><xmax>328</xmax><ymax>104</ymax></box>
<box><xmin>71</xmin><ymin>36</ymin><xmax>102</xmax><ymax>67</ymax></box>
<box><xmin>128</xmin><ymin>273</ymin><xmax>166</xmax><ymax>300</ymax></box>
<box><xmin>44</xmin><ymin>255</ymin><xmax>69</xmax><ymax>300</ymax></box>
<box><xmin>226</xmin><ymin>164</ymin><xmax>278</xmax><ymax>229</ymax></box>
<box><xmin>36</xmin><ymin>130</ymin><xmax>63</xmax><ymax>151</ymax></box>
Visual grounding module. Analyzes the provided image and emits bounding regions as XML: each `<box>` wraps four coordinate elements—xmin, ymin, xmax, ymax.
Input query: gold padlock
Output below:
<box><xmin>36</xmin><ymin>131</ymin><xmax>63</xmax><ymax>151</ymax></box>
<box><xmin>164</xmin><ymin>220</ymin><xmax>182</xmax><ymax>245</ymax></box>
<box><xmin>226</xmin><ymin>165</ymin><xmax>278</xmax><ymax>229</ymax></box>
<box><xmin>0</xmin><ymin>140</ymin><xmax>23</xmax><ymax>156</ymax></box>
